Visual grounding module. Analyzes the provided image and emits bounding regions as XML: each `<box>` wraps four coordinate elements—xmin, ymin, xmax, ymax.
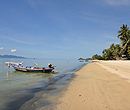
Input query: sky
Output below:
<box><xmin>0</xmin><ymin>0</ymin><xmax>130</xmax><ymax>59</ymax></box>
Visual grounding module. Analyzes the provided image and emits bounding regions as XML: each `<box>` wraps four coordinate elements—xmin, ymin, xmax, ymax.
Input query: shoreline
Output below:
<box><xmin>0</xmin><ymin>59</ymin><xmax>87</xmax><ymax>110</ymax></box>
<box><xmin>56</xmin><ymin>61</ymin><xmax>130</xmax><ymax>110</ymax></box>
<box><xmin>19</xmin><ymin>62</ymin><xmax>88</xmax><ymax>110</ymax></box>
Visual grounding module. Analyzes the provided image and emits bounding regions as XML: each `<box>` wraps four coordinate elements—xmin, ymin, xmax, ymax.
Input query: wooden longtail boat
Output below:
<box><xmin>8</xmin><ymin>63</ymin><xmax>54</xmax><ymax>73</ymax></box>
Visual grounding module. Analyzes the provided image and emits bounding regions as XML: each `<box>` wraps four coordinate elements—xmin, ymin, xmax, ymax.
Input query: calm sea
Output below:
<box><xmin>0</xmin><ymin>58</ymin><xmax>88</xmax><ymax>110</ymax></box>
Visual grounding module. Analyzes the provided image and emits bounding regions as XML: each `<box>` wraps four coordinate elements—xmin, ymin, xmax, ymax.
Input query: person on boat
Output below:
<box><xmin>48</xmin><ymin>63</ymin><xmax>52</xmax><ymax>68</ymax></box>
<box><xmin>8</xmin><ymin>63</ymin><xmax>10</xmax><ymax>68</ymax></box>
<box><xmin>48</xmin><ymin>63</ymin><xmax>54</xmax><ymax>69</ymax></box>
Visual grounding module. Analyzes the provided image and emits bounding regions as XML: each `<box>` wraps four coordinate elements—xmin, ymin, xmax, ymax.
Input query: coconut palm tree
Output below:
<box><xmin>102</xmin><ymin>48</ymin><xmax>113</xmax><ymax>60</ymax></box>
<box><xmin>113</xmin><ymin>44</ymin><xmax>122</xmax><ymax>59</ymax></box>
<box><xmin>117</xmin><ymin>24</ymin><xmax>130</xmax><ymax>59</ymax></box>
<box><xmin>117</xmin><ymin>24</ymin><xmax>129</xmax><ymax>40</ymax></box>
<box><xmin>102</xmin><ymin>44</ymin><xmax>122</xmax><ymax>60</ymax></box>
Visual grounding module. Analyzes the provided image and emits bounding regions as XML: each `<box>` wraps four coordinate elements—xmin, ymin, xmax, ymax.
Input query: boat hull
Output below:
<box><xmin>13</xmin><ymin>67</ymin><xmax>53</xmax><ymax>73</ymax></box>
<box><xmin>8</xmin><ymin>62</ymin><xmax>54</xmax><ymax>73</ymax></box>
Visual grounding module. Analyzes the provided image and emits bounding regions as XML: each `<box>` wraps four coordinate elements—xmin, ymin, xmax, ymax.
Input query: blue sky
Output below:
<box><xmin>0</xmin><ymin>0</ymin><xmax>130</xmax><ymax>59</ymax></box>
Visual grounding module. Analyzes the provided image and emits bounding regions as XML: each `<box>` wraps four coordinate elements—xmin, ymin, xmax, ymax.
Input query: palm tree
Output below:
<box><xmin>113</xmin><ymin>44</ymin><xmax>122</xmax><ymax>59</ymax></box>
<box><xmin>117</xmin><ymin>24</ymin><xmax>129</xmax><ymax>40</ymax></box>
<box><xmin>117</xmin><ymin>24</ymin><xmax>130</xmax><ymax>59</ymax></box>
<box><xmin>102</xmin><ymin>44</ymin><xmax>122</xmax><ymax>60</ymax></box>
<box><xmin>102</xmin><ymin>48</ymin><xmax>113</xmax><ymax>60</ymax></box>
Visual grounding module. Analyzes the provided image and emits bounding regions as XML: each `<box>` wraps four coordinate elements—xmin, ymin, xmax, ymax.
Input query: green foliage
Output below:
<box><xmin>86</xmin><ymin>58</ymin><xmax>92</xmax><ymax>60</ymax></box>
<box><xmin>117</xmin><ymin>24</ymin><xmax>130</xmax><ymax>59</ymax></box>
<box><xmin>102</xmin><ymin>44</ymin><xmax>121</xmax><ymax>60</ymax></box>
<box><xmin>82</xmin><ymin>24</ymin><xmax>130</xmax><ymax>60</ymax></box>
<box><xmin>101</xmin><ymin>24</ymin><xmax>130</xmax><ymax>60</ymax></box>
<box><xmin>102</xmin><ymin>49</ymin><xmax>112</xmax><ymax>60</ymax></box>
<box><xmin>78</xmin><ymin>57</ymin><xmax>85</xmax><ymax>60</ymax></box>
<box><xmin>78</xmin><ymin>57</ymin><xmax>92</xmax><ymax>61</ymax></box>
<box><xmin>92</xmin><ymin>54</ymin><xmax>103</xmax><ymax>60</ymax></box>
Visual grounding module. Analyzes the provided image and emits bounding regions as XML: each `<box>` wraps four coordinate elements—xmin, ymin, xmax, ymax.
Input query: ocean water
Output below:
<box><xmin>0</xmin><ymin>58</ymin><xmax>88</xmax><ymax>110</ymax></box>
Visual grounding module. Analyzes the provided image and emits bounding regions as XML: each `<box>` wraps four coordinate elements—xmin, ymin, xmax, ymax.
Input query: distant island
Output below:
<box><xmin>0</xmin><ymin>55</ymin><xmax>27</xmax><ymax>59</ymax></box>
<box><xmin>78</xmin><ymin>57</ymin><xmax>92</xmax><ymax>61</ymax></box>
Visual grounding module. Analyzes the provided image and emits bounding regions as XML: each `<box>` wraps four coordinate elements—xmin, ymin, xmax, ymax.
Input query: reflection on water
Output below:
<box><xmin>7</xmin><ymin>71</ymin><xmax>9</xmax><ymax>80</ymax></box>
<box><xmin>31</xmin><ymin>73</ymin><xmax>53</xmax><ymax>78</ymax></box>
<box><xmin>9</xmin><ymin>70</ymin><xmax>53</xmax><ymax>78</ymax></box>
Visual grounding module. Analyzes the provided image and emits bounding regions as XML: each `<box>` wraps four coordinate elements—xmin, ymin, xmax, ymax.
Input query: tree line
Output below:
<box><xmin>88</xmin><ymin>24</ymin><xmax>130</xmax><ymax>60</ymax></box>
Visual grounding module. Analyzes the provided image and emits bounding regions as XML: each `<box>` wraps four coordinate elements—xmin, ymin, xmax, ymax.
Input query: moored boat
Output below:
<box><xmin>8</xmin><ymin>62</ymin><xmax>54</xmax><ymax>73</ymax></box>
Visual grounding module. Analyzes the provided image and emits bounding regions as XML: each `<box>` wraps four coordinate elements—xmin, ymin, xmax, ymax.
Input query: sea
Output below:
<box><xmin>0</xmin><ymin>58</ymin><xmax>89</xmax><ymax>110</ymax></box>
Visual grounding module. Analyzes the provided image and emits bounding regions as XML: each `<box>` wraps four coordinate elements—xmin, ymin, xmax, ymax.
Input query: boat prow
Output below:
<box><xmin>5</xmin><ymin>62</ymin><xmax>23</xmax><ymax>65</ymax></box>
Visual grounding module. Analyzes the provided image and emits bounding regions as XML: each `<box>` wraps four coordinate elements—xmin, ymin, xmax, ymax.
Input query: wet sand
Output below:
<box><xmin>56</xmin><ymin>61</ymin><xmax>130</xmax><ymax>110</ymax></box>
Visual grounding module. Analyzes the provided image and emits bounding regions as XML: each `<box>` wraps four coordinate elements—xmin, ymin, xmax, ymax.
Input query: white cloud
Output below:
<box><xmin>11</xmin><ymin>49</ymin><xmax>16</xmax><ymax>52</ymax></box>
<box><xmin>0</xmin><ymin>47</ymin><xmax>3</xmax><ymax>50</ymax></box>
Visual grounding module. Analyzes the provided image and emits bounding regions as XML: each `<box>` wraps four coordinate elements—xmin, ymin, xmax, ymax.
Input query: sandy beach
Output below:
<box><xmin>56</xmin><ymin>61</ymin><xmax>130</xmax><ymax>110</ymax></box>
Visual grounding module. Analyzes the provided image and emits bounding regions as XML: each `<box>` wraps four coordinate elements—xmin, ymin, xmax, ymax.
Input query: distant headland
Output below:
<box><xmin>0</xmin><ymin>55</ymin><xmax>27</xmax><ymax>59</ymax></box>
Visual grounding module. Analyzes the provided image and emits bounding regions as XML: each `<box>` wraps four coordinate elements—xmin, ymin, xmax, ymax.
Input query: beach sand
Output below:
<box><xmin>56</xmin><ymin>61</ymin><xmax>130</xmax><ymax>110</ymax></box>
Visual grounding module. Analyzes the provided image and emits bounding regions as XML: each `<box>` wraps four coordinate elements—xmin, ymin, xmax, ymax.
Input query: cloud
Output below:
<box><xmin>0</xmin><ymin>47</ymin><xmax>3</xmax><ymax>50</ymax></box>
<box><xmin>11</xmin><ymin>49</ymin><xmax>16</xmax><ymax>52</ymax></box>
<box><xmin>104</xmin><ymin>0</ymin><xmax>130</xmax><ymax>6</ymax></box>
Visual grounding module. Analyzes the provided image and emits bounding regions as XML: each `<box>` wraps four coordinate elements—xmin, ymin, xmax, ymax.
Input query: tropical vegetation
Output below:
<box><xmin>92</xmin><ymin>24</ymin><xmax>130</xmax><ymax>60</ymax></box>
<box><xmin>79</xmin><ymin>24</ymin><xmax>130</xmax><ymax>61</ymax></box>
<box><xmin>117</xmin><ymin>24</ymin><xmax>130</xmax><ymax>58</ymax></box>
<box><xmin>102</xmin><ymin>44</ymin><xmax>121</xmax><ymax>60</ymax></box>
<box><xmin>78</xmin><ymin>57</ymin><xmax>86</xmax><ymax>60</ymax></box>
